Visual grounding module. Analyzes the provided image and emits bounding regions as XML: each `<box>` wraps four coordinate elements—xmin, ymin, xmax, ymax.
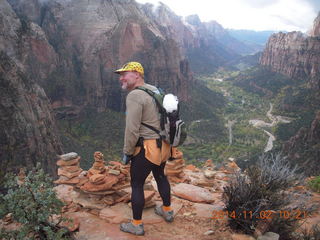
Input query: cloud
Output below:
<box><xmin>239</xmin><ymin>0</ymin><xmax>280</xmax><ymax>8</ymax></box>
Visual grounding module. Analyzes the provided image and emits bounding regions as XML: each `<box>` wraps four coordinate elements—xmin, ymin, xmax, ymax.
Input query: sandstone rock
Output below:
<box><xmin>58</xmin><ymin>168</ymin><xmax>82</xmax><ymax>179</ymax></box>
<box><xmin>231</xmin><ymin>234</ymin><xmax>256</xmax><ymax>240</ymax></box>
<box><xmin>60</xmin><ymin>152</ymin><xmax>78</xmax><ymax>161</ymax></box>
<box><xmin>57</xmin><ymin>157</ymin><xmax>80</xmax><ymax>166</ymax></box>
<box><xmin>94</xmin><ymin>151</ymin><xmax>104</xmax><ymax>162</ymax></box>
<box><xmin>204</xmin><ymin>230</ymin><xmax>214</xmax><ymax>235</ymax></box>
<box><xmin>54</xmin><ymin>177</ymin><xmax>80</xmax><ymax>185</ymax></box>
<box><xmin>185</xmin><ymin>165</ymin><xmax>199</xmax><ymax>171</ymax></box>
<box><xmin>193</xmin><ymin>203</ymin><xmax>223</xmax><ymax>218</ymax></box>
<box><xmin>257</xmin><ymin>232</ymin><xmax>279</xmax><ymax>240</ymax></box>
<box><xmin>109</xmin><ymin>161</ymin><xmax>122</xmax><ymax>167</ymax></box>
<box><xmin>109</xmin><ymin>169</ymin><xmax>121</xmax><ymax>175</ymax></box>
<box><xmin>60</xmin><ymin>217</ymin><xmax>80</xmax><ymax>232</ymax></box>
<box><xmin>144</xmin><ymin>190</ymin><xmax>156</xmax><ymax>202</ymax></box>
<box><xmin>92</xmin><ymin>161</ymin><xmax>106</xmax><ymax>170</ymax></box>
<box><xmin>88</xmin><ymin>168</ymin><xmax>106</xmax><ymax>176</ymax></box>
<box><xmin>165</xmin><ymin>168</ymin><xmax>183</xmax><ymax>175</ymax></box>
<box><xmin>119</xmin><ymin>168</ymin><xmax>129</xmax><ymax>175</ymax></box>
<box><xmin>89</xmin><ymin>174</ymin><xmax>106</xmax><ymax>184</ymax></box>
<box><xmin>171</xmin><ymin>148</ymin><xmax>183</xmax><ymax>159</ymax></box>
<box><xmin>172</xmin><ymin>183</ymin><xmax>215</xmax><ymax>203</ymax></box>
<box><xmin>61</xmin><ymin>165</ymin><xmax>81</xmax><ymax>173</ymax></box>
<box><xmin>204</xmin><ymin>169</ymin><xmax>216</xmax><ymax>179</ymax></box>
<box><xmin>80</xmin><ymin>175</ymin><xmax>118</xmax><ymax>192</ymax></box>
<box><xmin>54</xmin><ymin>184</ymin><xmax>80</xmax><ymax>203</ymax></box>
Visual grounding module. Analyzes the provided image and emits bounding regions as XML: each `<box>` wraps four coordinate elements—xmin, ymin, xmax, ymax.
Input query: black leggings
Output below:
<box><xmin>130</xmin><ymin>148</ymin><xmax>171</xmax><ymax>220</ymax></box>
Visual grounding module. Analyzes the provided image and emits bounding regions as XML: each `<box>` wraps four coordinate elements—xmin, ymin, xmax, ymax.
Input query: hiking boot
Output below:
<box><xmin>154</xmin><ymin>205</ymin><xmax>174</xmax><ymax>222</ymax></box>
<box><xmin>120</xmin><ymin>222</ymin><xmax>145</xmax><ymax>236</ymax></box>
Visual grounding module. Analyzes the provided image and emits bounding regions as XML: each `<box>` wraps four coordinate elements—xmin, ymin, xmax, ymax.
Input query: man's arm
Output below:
<box><xmin>123</xmin><ymin>91</ymin><xmax>143</xmax><ymax>155</ymax></box>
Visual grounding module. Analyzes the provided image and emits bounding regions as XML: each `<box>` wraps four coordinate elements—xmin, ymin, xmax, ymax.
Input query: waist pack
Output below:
<box><xmin>135</xmin><ymin>86</ymin><xmax>187</xmax><ymax>148</ymax></box>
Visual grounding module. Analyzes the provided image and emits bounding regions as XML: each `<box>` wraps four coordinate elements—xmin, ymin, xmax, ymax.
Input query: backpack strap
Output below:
<box><xmin>135</xmin><ymin>86</ymin><xmax>166</xmax><ymax>130</ymax></box>
<box><xmin>141</xmin><ymin>122</ymin><xmax>162</xmax><ymax>148</ymax></box>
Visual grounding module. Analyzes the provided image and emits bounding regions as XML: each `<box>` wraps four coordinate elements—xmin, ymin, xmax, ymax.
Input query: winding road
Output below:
<box><xmin>249</xmin><ymin>103</ymin><xmax>291</xmax><ymax>152</ymax></box>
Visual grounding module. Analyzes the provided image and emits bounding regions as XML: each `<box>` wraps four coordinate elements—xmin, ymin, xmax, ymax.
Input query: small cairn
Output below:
<box><xmin>80</xmin><ymin>152</ymin><xmax>118</xmax><ymax>194</ymax></box>
<box><xmin>79</xmin><ymin>152</ymin><xmax>133</xmax><ymax>206</ymax></box>
<box><xmin>164</xmin><ymin>148</ymin><xmax>189</xmax><ymax>183</ymax></box>
<box><xmin>54</xmin><ymin>152</ymin><xmax>82</xmax><ymax>185</ymax></box>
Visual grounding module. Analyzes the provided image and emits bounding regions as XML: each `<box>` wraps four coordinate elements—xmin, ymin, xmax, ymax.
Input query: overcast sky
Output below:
<box><xmin>136</xmin><ymin>0</ymin><xmax>319</xmax><ymax>32</ymax></box>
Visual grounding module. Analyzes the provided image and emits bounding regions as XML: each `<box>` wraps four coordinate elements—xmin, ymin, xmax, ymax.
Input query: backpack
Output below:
<box><xmin>135</xmin><ymin>86</ymin><xmax>187</xmax><ymax>148</ymax></box>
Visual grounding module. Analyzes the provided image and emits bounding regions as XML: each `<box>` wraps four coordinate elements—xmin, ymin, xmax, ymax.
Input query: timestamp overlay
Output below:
<box><xmin>211</xmin><ymin>209</ymin><xmax>308</xmax><ymax>220</ymax></box>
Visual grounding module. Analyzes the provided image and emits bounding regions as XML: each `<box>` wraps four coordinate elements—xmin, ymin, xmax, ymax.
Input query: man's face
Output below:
<box><xmin>119</xmin><ymin>71</ymin><xmax>138</xmax><ymax>90</ymax></box>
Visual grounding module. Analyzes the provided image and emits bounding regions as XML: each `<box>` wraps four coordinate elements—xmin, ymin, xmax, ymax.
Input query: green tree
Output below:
<box><xmin>0</xmin><ymin>164</ymin><xmax>73</xmax><ymax>240</ymax></box>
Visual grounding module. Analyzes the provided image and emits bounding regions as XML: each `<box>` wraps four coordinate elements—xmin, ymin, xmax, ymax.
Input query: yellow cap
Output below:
<box><xmin>114</xmin><ymin>61</ymin><xmax>144</xmax><ymax>75</ymax></box>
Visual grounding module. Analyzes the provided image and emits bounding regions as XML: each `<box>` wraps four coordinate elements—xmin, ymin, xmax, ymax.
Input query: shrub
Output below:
<box><xmin>307</xmin><ymin>176</ymin><xmax>320</xmax><ymax>193</ymax></box>
<box><xmin>0</xmin><ymin>163</ymin><xmax>73</xmax><ymax>240</ymax></box>
<box><xmin>298</xmin><ymin>224</ymin><xmax>320</xmax><ymax>240</ymax></box>
<box><xmin>223</xmin><ymin>153</ymin><xmax>303</xmax><ymax>235</ymax></box>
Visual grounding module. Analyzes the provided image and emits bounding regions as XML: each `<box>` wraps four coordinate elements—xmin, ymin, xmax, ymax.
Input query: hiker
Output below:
<box><xmin>114</xmin><ymin>62</ymin><xmax>174</xmax><ymax>236</ymax></box>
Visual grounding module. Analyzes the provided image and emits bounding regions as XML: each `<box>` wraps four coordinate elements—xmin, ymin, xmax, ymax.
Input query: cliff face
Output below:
<box><xmin>0</xmin><ymin>0</ymin><xmax>62</xmax><ymax>177</ymax></box>
<box><xmin>283</xmin><ymin>112</ymin><xmax>320</xmax><ymax>175</ymax></box>
<box><xmin>260</xmin><ymin>30</ymin><xmax>320</xmax><ymax>90</ymax></box>
<box><xmin>8</xmin><ymin>0</ymin><xmax>192</xmax><ymax>111</ymax></box>
<box><xmin>0</xmin><ymin>52</ymin><xmax>63</xmax><ymax>177</ymax></box>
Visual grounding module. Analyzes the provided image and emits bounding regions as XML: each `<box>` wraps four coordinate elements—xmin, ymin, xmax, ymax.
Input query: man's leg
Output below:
<box><xmin>152</xmin><ymin>161</ymin><xmax>171</xmax><ymax>206</ymax></box>
<box><xmin>152</xmin><ymin>161</ymin><xmax>174</xmax><ymax>222</ymax></box>
<box><xmin>120</xmin><ymin>149</ymin><xmax>153</xmax><ymax>235</ymax></box>
<box><xmin>130</xmin><ymin>148</ymin><xmax>153</xmax><ymax>220</ymax></box>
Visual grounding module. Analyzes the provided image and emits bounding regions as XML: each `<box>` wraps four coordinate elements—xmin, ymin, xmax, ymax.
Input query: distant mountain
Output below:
<box><xmin>227</xmin><ymin>29</ymin><xmax>276</xmax><ymax>52</ymax></box>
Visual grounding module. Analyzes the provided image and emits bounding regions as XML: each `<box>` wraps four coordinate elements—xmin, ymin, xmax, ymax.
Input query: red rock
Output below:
<box><xmin>172</xmin><ymin>183</ymin><xmax>215</xmax><ymax>203</ymax></box>
<box><xmin>171</xmin><ymin>148</ymin><xmax>183</xmax><ymax>159</ymax></box>
<box><xmin>94</xmin><ymin>151</ymin><xmax>104</xmax><ymax>162</ymax></box>
<box><xmin>165</xmin><ymin>168</ymin><xmax>183</xmax><ymax>176</ymax></box>
<box><xmin>54</xmin><ymin>177</ymin><xmax>80</xmax><ymax>185</ymax></box>
<box><xmin>88</xmin><ymin>168</ymin><xmax>106</xmax><ymax>176</ymax></box>
<box><xmin>89</xmin><ymin>174</ymin><xmax>105</xmax><ymax>184</ymax></box>
<box><xmin>185</xmin><ymin>164</ymin><xmax>198</xmax><ymax>171</ymax></box>
<box><xmin>57</xmin><ymin>157</ymin><xmax>80</xmax><ymax>166</ymax></box>
<box><xmin>109</xmin><ymin>161</ymin><xmax>122</xmax><ymax>166</ymax></box>
<box><xmin>80</xmin><ymin>175</ymin><xmax>118</xmax><ymax>192</ymax></box>
<box><xmin>92</xmin><ymin>161</ymin><xmax>105</xmax><ymax>170</ymax></box>
<box><xmin>60</xmin><ymin>217</ymin><xmax>80</xmax><ymax>232</ymax></box>
<box><xmin>58</xmin><ymin>168</ymin><xmax>82</xmax><ymax>179</ymax></box>
<box><xmin>61</xmin><ymin>165</ymin><xmax>81</xmax><ymax>173</ymax></box>
<box><xmin>231</xmin><ymin>234</ymin><xmax>255</xmax><ymax>240</ymax></box>
<box><xmin>144</xmin><ymin>190</ymin><xmax>155</xmax><ymax>202</ymax></box>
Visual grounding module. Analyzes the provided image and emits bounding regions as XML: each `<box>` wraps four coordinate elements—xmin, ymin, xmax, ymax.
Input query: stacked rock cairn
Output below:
<box><xmin>54</xmin><ymin>152</ymin><xmax>82</xmax><ymax>185</ymax></box>
<box><xmin>164</xmin><ymin>147</ymin><xmax>189</xmax><ymax>183</ymax></box>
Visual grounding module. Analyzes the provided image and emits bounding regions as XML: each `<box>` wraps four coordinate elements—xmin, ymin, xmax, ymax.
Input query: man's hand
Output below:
<box><xmin>122</xmin><ymin>154</ymin><xmax>133</xmax><ymax>165</ymax></box>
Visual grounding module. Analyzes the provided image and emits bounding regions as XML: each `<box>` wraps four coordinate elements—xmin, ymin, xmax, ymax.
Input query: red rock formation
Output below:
<box><xmin>8</xmin><ymin>0</ymin><xmax>193</xmax><ymax>109</ymax></box>
<box><xmin>260</xmin><ymin>19</ymin><xmax>320</xmax><ymax>90</ymax></box>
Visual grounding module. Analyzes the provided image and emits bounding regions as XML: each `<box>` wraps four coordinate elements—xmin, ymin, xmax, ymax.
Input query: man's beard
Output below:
<box><xmin>121</xmin><ymin>82</ymin><xmax>128</xmax><ymax>90</ymax></box>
